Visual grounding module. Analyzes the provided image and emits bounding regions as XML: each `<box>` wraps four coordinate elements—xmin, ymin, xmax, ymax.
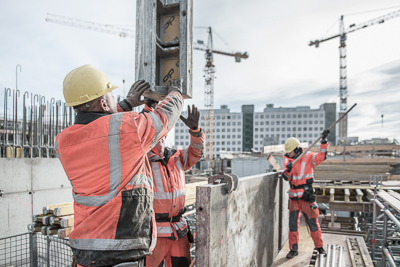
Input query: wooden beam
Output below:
<box><xmin>378</xmin><ymin>190</ymin><xmax>400</xmax><ymax>213</ymax></box>
<box><xmin>322</xmin><ymin>158</ymin><xmax>400</xmax><ymax>164</ymax></box>
<box><xmin>310</xmin><ymin>144</ymin><xmax>400</xmax><ymax>153</ymax></box>
<box><xmin>366</xmin><ymin>189</ymin><xmax>374</xmax><ymax>202</ymax></box>
<box><xmin>330</xmin><ymin>188</ymin><xmax>335</xmax><ymax>202</ymax></box>
<box><xmin>51</xmin><ymin>215</ymin><xmax>74</xmax><ymax>228</ymax></box>
<box><xmin>344</xmin><ymin>189</ymin><xmax>350</xmax><ymax>203</ymax></box>
<box><xmin>387</xmin><ymin>190</ymin><xmax>400</xmax><ymax>201</ymax></box>
<box><xmin>58</xmin><ymin>227</ymin><xmax>74</xmax><ymax>239</ymax></box>
<box><xmin>43</xmin><ymin>202</ymin><xmax>73</xmax><ymax>215</ymax></box>
<box><xmin>329</xmin><ymin>201</ymin><xmax>372</xmax><ymax>212</ymax></box>
<box><xmin>356</xmin><ymin>189</ymin><xmax>363</xmax><ymax>203</ymax></box>
<box><xmin>53</xmin><ymin>205</ymin><xmax>74</xmax><ymax>217</ymax></box>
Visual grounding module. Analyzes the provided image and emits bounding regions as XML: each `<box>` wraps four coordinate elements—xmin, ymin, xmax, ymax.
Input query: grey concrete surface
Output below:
<box><xmin>0</xmin><ymin>158</ymin><xmax>72</xmax><ymax>238</ymax></box>
<box><xmin>196</xmin><ymin>172</ymin><xmax>289</xmax><ymax>267</ymax></box>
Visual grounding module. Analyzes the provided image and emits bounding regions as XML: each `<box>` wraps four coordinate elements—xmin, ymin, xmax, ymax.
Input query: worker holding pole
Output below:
<box><xmin>55</xmin><ymin>65</ymin><xmax>184</xmax><ymax>267</ymax></box>
<box><xmin>282</xmin><ymin>132</ymin><xmax>329</xmax><ymax>259</ymax></box>
<box><xmin>142</xmin><ymin>102</ymin><xmax>203</xmax><ymax>267</ymax></box>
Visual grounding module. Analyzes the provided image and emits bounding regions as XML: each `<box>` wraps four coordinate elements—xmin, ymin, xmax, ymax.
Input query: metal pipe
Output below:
<box><xmin>382</xmin><ymin>247</ymin><xmax>397</xmax><ymax>267</ymax></box>
<box><xmin>318</xmin><ymin>253</ymin><xmax>324</xmax><ymax>267</ymax></box>
<box><xmin>337</xmin><ymin>246</ymin><xmax>343</xmax><ymax>267</ymax></box>
<box><xmin>325</xmin><ymin>244</ymin><xmax>331</xmax><ymax>267</ymax></box>
<box><xmin>330</xmin><ymin>244</ymin><xmax>336</xmax><ymax>267</ymax></box>
<box><xmin>372</xmin><ymin>186</ymin><xmax>377</xmax><ymax>260</ymax></box>
<box><xmin>382</xmin><ymin>202</ymin><xmax>388</xmax><ymax>267</ymax></box>
<box><xmin>374</xmin><ymin>199</ymin><xmax>400</xmax><ymax>230</ymax></box>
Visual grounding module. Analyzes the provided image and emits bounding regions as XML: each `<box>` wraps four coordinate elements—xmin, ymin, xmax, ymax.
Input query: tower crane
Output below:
<box><xmin>309</xmin><ymin>9</ymin><xmax>400</xmax><ymax>143</ymax></box>
<box><xmin>193</xmin><ymin>27</ymin><xmax>248</xmax><ymax>171</ymax></box>
<box><xmin>46</xmin><ymin>13</ymin><xmax>134</xmax><ymax>38</ymax></box>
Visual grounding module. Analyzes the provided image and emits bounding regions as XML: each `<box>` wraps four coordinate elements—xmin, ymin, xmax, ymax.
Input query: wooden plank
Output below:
<box><xmin>53</xmin><ymin>205</ymin><xmax>74</xmax><ymax>217</ymax></box>
<box><xmin>388</xmin><ymin>175</ymin><xmax>400</xmax><ymax>180</ymax></box>
<box><xmin>378</xmin><ymin>190</ymin><xmax>400</xmax><ymax>213</ymax></box>
<box><xmin>387</xmin><ymin>190</ymin><xmax>400</xmax><ymax>201</ymax></box>
<box><xmin>366</xmin><ymin>189</ymin><xmax>374</xmax><ymax>202</ymax></box>
<box><xmin>330</xmin><ymin>188</ymin><xmax>335</xmax><ymax>202</ymax></box>
<box><xmin>356</xmin><ymin>236</ymin><xmax>374</xmax><ymax>267</ymax></box>
<box><xmin>43</xmin><ymin>202</ymin><xmax>73</xmax><ymax>215</ymax></box>
<box><xmin>344</xmin><ymin>189</ymin><xmax>350</xmax><ymax>203</ymax></box>
<box><xmin>185</xmin><ymin>181</ymin><xmax>207</xmax><ymax>206</ymax></box>
<box><xmin>329</xmin><ymin>201</ymin><xmax>372</xmax><ymax>212</ymax></box>
<box><xmin>57</xmin><ymin>227</ymin><xmax>74</xmax><ymax>239</ymax></box>
<box><xmin>321</xmin><ymin>158</ymin><xmax>400</xmax><ymax>164</ymax></box>
<box><xmin>51</xmin><ymin>215</ymin><xmax>74</xmax><ymax>228</ymax></box>
<box><xmin>356</xmin><ymin>189</ymin><xmax>363</xmax><ymax>203</ymax></box>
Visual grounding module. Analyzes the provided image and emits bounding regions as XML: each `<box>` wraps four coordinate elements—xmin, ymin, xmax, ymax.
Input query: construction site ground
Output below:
<box><xmin>271</xmin><ymin>222</ymin><xmax>365</xmax><ymax>267</ymax></box>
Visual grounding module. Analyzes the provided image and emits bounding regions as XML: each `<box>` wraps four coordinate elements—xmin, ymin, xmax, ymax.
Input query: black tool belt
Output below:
<box><xmin>156</xmin><ymin>208</ymin><xmax>186</xmax><ymax>223</ymax></box>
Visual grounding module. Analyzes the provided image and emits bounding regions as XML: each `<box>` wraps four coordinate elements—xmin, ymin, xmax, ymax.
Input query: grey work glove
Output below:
<box><xmin>180</xmin><ymin>104</ymin><xmax>200</xmax><ymax>130</ymax></box>
<box><xmin>126</xmin><ymin>80</ymin><xmax>151</xmax><ymax>108</ymax></box>
<box><xmin>144</xmin><ymin>98</ymin><xmax>159</xmax><ymax>109</ymax></box>
<box><xmin>167</xmin><ymin>79</ymin><xmax>182</xmax><ymax>94</ymax></box>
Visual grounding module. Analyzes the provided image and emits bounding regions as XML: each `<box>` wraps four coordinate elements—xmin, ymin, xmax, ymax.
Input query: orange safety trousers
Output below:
<box><xmin>289</xmin><ymin>199</ymin><xmax>323</xmax><ymax>251</ymax></box>
<box><xmin>146</xmin><ymin>235</ymin><xmax>191</xmax><ymax>267</ymax></box>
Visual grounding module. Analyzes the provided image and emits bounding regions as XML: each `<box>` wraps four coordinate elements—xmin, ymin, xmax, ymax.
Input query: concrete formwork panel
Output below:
<box><xmin>0</xmin><ymin>158</ymin><xmax>31</xmax><ymax>193</ymax></box>
<box><xmin>0</xmin><ymin>193</ymin><xmax>32</xmax><ymax>238</ymax></box>
<box><xmin>31</xmin><ymin>158</ymin><xmax>69</xmax><ymax>191</ymax></box>
<box><xmin>196</xmin><ymin>172</ymin><xmax>289</xmax><ymax>267</ymax></box>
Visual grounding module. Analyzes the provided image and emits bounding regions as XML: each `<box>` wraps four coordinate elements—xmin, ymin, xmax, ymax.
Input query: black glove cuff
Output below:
<box><xmin>118</xmin><ymin>99</ymin><xmax>132</xmax><ymax>111</ymax></box>
<box><xmin>321</xmin><ymin>139</ymin><xmax>328</xmax><ymax>144</ymax></box>
<box><xmin>189</xmin><ymin>128</ymin><xmax>202</xmax><ymax>137</ymax></box>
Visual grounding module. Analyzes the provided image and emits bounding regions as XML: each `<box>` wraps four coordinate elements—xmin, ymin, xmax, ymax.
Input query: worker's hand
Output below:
<box><xmin>321</xmin><ymin>129</ymin><xmax>330</xmax><ymax>144</ymax></box>
<box><xmin>126</xmin><ymin>80</ymin><xmax>150</xmax><ymax>108</ymax></box>
<box><xmin>144</xmin><ymin>98</ymin><xmax>159</xmax><ymax>110</ymax></box>
<box><xmin>180</xmin><ymin>104</ymin><xmax>200</xmax><ymax>130</ymax></box>
<box><xmin>281</xmin><ymin>172</ymin><xmax>289</xmax><ymax>181</ymax></box>
<box><xmin>167</xmin><ymin>79</ymin><xmax>182</xmax><ymax>94</ymax></box>
<box><xmin>286</xmin><ymin>163</ymin><xmax>293</xmax><ymax>173</ymax></box>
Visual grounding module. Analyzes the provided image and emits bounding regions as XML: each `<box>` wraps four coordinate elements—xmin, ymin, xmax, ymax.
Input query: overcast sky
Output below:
<box><xmin>1</xmin><ymin>0</ymin><xmax>399</xmax><ymax>145</ymax></box>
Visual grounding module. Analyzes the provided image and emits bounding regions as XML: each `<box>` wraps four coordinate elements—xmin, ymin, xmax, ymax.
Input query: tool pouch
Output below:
<box><xmin>310</xmin><ymin>203</ymin><xmax>318</xmax><ymax>210</ymax></box>
<box><xmin>187</xmin><ymin>226</ymin><xmax>195</xmax><ymax>243</ymax></box>
<box><xmin>302</xmin><ymin>186</ymin><xmax>315</xmax><ymax>202</ymax></box>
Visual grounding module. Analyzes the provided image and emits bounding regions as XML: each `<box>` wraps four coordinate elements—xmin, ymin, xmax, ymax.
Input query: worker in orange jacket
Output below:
<box><xmin>142</xmin><ymin>103</ymin><xmax>204</xmax><ymax>267</ymax></box>
<box><xmin>282</xmin><ymin>130</ymin><xmax>330</xmax><ymax>259</ymax></box>
<box><xmin>55</xmin><ymin>65</ymin><xmax>184</xmax><ymax>267</ymax></box>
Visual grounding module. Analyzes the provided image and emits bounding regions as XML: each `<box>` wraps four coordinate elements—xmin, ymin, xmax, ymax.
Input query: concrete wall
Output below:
<box><xmin>196</xmin><ymin>172</ymin><xmax>290</xmax><ymax>267</ymax></box>
<box><xmin>0</xmin><ymin>159</ymin><xmax>72</xmax><ymax>238</ymax></box>
<box><xmin>231</xmin><ymin>158</ymin><xmax>269</xmax><ymax>178</ymax></box>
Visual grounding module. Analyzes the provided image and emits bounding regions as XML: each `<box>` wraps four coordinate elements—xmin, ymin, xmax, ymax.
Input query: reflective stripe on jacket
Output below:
<box><xmin>283</xmin><ymin>142</ymin><xmax>329</xmax><ymax>199</ymax></box>
<box><xmin>55</xmin><ymin>92</ymin><xmax>183</xmax><ymax>267</ymax></box>
<box><xmin>148</xmin><ymin>129</ymin><xmax>204</xmax><ymax>240</ymax></box>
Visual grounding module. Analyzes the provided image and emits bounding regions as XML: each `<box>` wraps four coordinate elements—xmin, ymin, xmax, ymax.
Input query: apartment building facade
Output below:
<box><xmin>174</xmin><ymin>103</ymin><xmax>336</xmax><ymax>157</ymax></box>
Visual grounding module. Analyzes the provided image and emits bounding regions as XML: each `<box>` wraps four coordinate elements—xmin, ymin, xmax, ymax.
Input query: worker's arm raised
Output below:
<box><xmin>137</xmin><ymin>79</ymin><xmax>184</xmax><ymax>152</ymax></box>
<box><xmin>179</xmin><ymin>105</ymin><xmax>204</xmax><ymax>170</ymax></box>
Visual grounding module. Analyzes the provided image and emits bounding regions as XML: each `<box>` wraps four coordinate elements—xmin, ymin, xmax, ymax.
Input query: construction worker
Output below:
<box><xmin>142</xmin><ymin>103</ymin><xmax>204</xmax><ymax>267</ymax></box>
<box><xmin>282</xmin><ymin>130</ymin><xmax>330</xmax><ymax>259</ymax></box>
<box><xmin>55</xmin><ymin>65</ymin><xmax>184</xmax><ymax>267</ymax></box>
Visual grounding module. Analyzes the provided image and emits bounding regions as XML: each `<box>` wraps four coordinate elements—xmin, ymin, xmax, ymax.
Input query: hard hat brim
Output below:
<box><xmin>65</xmin><ymin>85</ymin><xmax>119</xmax><ymax>107</ymax></box>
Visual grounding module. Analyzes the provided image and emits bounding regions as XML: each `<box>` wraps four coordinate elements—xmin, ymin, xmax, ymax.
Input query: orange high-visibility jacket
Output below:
<box><xmin>148</xmin><ymin>129</ymin><xmax>204</xmax><ymax>240</ymax></box>
<box><xmin>55</xmin><ymin>92</ymin><xmax>183</xmax><ymax>267</ymax></box>
<box><xmin>283</xmin><ymin>142</ymin><xmax>329</xmax><ymax>199</ymax></box>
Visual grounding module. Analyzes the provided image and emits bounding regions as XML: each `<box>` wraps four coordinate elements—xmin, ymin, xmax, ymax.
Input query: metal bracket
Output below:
<box><xmin>0</xmin><ymin>189</ymin><xmax>3</xmax><ymax>197</ymax></box>
<box><xmin>208</xmin><ymin>172</ymin><xmax>239</xmax><ymax>193</ymax></box>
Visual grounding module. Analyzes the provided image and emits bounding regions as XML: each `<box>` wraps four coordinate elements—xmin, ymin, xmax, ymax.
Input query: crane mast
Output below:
<box><xmin>310</xmin><ymin>9</ymin><xmax>400</xmax><ymax>143</ymax></box>
<box><xmin>194</xmin><ymin>27</ymin><xmax>248</xmax><ymax>172</ymax></box>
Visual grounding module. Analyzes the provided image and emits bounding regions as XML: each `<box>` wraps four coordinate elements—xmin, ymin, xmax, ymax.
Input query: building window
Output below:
<box><xmin>255</xmin><ymin>134</ymin><xmax>259</xmax><ymax>138</ymax></box>
<box><xmin>222</xmin><ymin>122</ymin><xmax>225</xmax><ymax>126</ymax></box>
<box><xmin>320</xmin><ymin>120</ymin><xmax>323</xmax><ymax>124</ymax></box>
<box><xmin>293</xmin><ymin>127</ymin><xmax>296</xmax><ymax>131</ymax></box>
<box><xmin>222</xmin><ymin>141</ymin><xmax>225</xmax><ymax>145</ymax></box>
<box><xmin>260</xmin><ymin>122</ymin><xmax>264</xmax><ymax>125</ymax></box>
<box><xmin>320</xmin><ymin>127</ymin><xmax>323</xmax><ymax>131</ymax></box>
<box><xmin>217</xmin><ymin>141</ymin><xmax>220</xmax><ymax>145</ymax></box>
<box><xmin>266</xmin><ymin>115</ymin><xmax>269</xmax><ymax>118</ymax></box>
<box><xmin>238</xmin><ymin>147</ymin><xmax>241</xmax><ymax>151</ymax></box>
<box><xmin>255</xmin><ymin>122</ymin><xmax>259</xmax><ymax>125</ymax></box>
<box><xmin>227</xmin><ymin>122</ymin><xmax>231</xmax><ymax>126</ymax></box>
<box><xmin>238</xmin><ymin>115</ymin><xmax>241</xmax><ymax>119</ymax></box>
<box><xmin>233</xmin><ymin>122</ymin><xmax>236</xmax><ymax>126</ymax></box>
<box><xmin>238</xmin><ymin>135</ymin><xmax>241</xmax><ymax>138</ymax></box>
<box><xmin>293</xmin><ymin>114</ymin><xmax>296</xmax><ymax>118</ymax></box>
<box><xmin>185</xmin><ymin>142</ymin><xmax>189</xmax><ymax>145</ymax></box>
<box><xmin>282</xmin><ymin>134</ymin><xmax>285</xmax><ymax>138</ymax></box>
<box><xmin>260</xmin><ymin>115</ymin><xmax>264</xmax><ymax>119</ymax></box>
<box><xmin>266</xmin><ymin>128</ymin><xmax>269</xmax><ymax>132</ymax></box>
<box><xmin>298</xmin><ymin>127</ymin><xmax>301</xmax><ymax>131</ymax></box>
<box><xmin>309</xmin><ymin>127</ymin><xmax>312</xmax><ymax>131</ymax></box>
<box><xmin>232</xmin><ymin>148</ymin><xmax>236</xmax><ymax>151</ymax></box>
<box><xmin>271</xmin><ymin>128</ymin><xmax>275</xmax><ymax>131</ymax></box>
<box><xmin>255</xmin><ymin>128</ymin><xmax>259</xmax><ymax>132</ymax></box>
<box><xmin>303</xmin><ymin>121</ymin><xmax>307</xmax><ymax>124</ymax></box>
<box><xmin>180</xmin><ymin>142</ymin><xmax>184</xmax><ymax>145</ymax></box>
<box><xmin>217</xmin><ymin>116</ymin><xmax>220</xmax><ymax>119</ymax></box>
<box><xmin>233</xmin><ymin>115</ymin><xmax>236</xmax><ymax>119</ymax></box>
<box><xmin>238</xmin><ymin>141</ymin><xmax>241</xmax><ymax>144</ymax></box>
<box><xmin>298</xmin><ymin>121</ymin><xmax>301</xmax><ymax>125</ymax></box>
<box><xmin>287</xmin><ymin>121</ymin><xmax>291</xmax><ymax>125</ymax></box>
<box><xmin>271</xmin><ymin>122</ymin><xmax>275</xmax><ymax>125</ymax></box>
<box><xmin>266</xmin><ymin>122</ymin><xmax>269</xmax><ymax>125</ymax></box>
<box><xmin>227</xmin><ymin>135</ymin><xmax>231</xmax><ymax>138</ymax></box>
<box><xmin>282</xmin><ymin>121</ymin><xmax>285</xmax><ymax>125</ymax></box>
<box><xmin>271</xmin><ymin>115</ymin><xmax>275</xmax><ymax>118</ymax></box>
<box><xmin>260</xmin><ymin>134</ymin><xmax>264</xmax><ymax>138</ymax></box>
<box><xmin>217</xmin><ymin>129</ymin><xmax>220</xmax><ymax>132</ymax></box>
<box><xmin>314</xmin><ymin>127</ymin><xmax>318</xmax><ymax>131</ymax></box>
<box><xmin>233</xmin><ymin>135</ymin><xmax>236</xmax><ymax>138</ymax></box>
<box><xmin>282</xmin><ymin>115</ymin><xmax>286</xmax><ymax>118</ymax></box>
<box><xmin>238</xmin><ymin>122</ymin><xmax>241</xmax><ymax>126</ymax></box>
<box><xmin>260</xmin><ymin>128</ymin><xmax>264</xmax><ymax>132</ymax></box>
<box><xmin>217</xmin><ymin>148</ymin><xmax>220</xmax><ymax>151</ymax></box>
<box><xmin>260</xmin><ymin>140</ymin><xmax>263</xmax><ymax>144</ymax></box>
<box><xmin>276</xmin><ymin>121</ymin><xmax>280</xmax><ymax>125</ymax></box>
<box><xmin>233</xmin><ymin>141</ymin><xmax>236</xmax><ymax>145</ymax></box>
<box><xmin>222</xmin><ymin>129</ymin><xmax>225</xmax><ymax>132</ymax></box>
<box><xmin>277</xmin><ymin>115</ymin><xmax>280</xmax><ymax>118</ymax></box>
<box><xmin>255</xmin><ymin>141</ymin><xmax>258</xmax><ymax>144</ymax></box>
<box><xmin>180</xmin><ymin>129</ymin><xmax>184</xmax><ymax>133</ymax></box>
<box><xmin>227</xmin><ymin>141</ymin><xmax>230</xmax><ymax>145</ymax></box>
<box><xmin>255</xmin><ymin>115</ymin><xmax>259</xmax><ymax>119</ymax></box>
<box><xmin>309</xmin><ymin>134</ymin><xmax>312</xmax><ymax>137</ymax></box>
<box><xmin>287</xmin><ymin>114</ymin><xmax>291</xmax><ymax>118</ymax></box>
<box><xmin>222</xmin><ymin>135</ymin><xmax>225</xmax><ymax>138</ymax></box>
<box><xmin>233</xmin><ymin>128</ymin><xmax>236</xmax><ymax>132</ymax></box>
<box><xmin>309</xmin><ymin>121</ymin><xmax>312</xmax><ymax>124</ymax></box>
<box><xmin>175</xmin><ymin>142</ymin><xmax>179</xmax><ymax>145</ymax></box>
<box><xmin>277</xmin><ymin>127</ymin><xmax>280</xmax><ymax>131</ymax></box>
<box><xmin>314</xmin><ymin>134</ymin><xmax>318</xmax><ymax>137</ymax></box>
<box><xmin>237</xmin><ymin>128</ymin><xmax>241</xmax><ymax>132</ymax></box>
<box><xmin>222</xmin><ymin>116</ymin><xmax>226</xmax><ymax>119</ymax></box>
<box><xmin>186</xmin><ymin>136</ymin><xmax>189</xmax><ymax>139</ymax></box>
<box><xmin>298</xmin><ymin>114</ymin><xmax>302</xmax><ymax>118</ymax></box>
<box><xmin>227</xmin><ymin>116</ymin><xmax>231</xmax><ymax>119</ymax></box>
<box><xmin>320</xmin><ymin>114</ymin><xmax>323</xmax><ymax>117</ymax></box>
<box><xmin>217</xmin><ymin>122</ymin><xmax>220</xmax><ymax>126</ymax></box>
<box><xmin>293</xmin><ymin>121</ymin><xmax>296</xmax><ymax>125</ymax></box>
<box><xmin>217</xmin><ymin>135</ymin><xmax>220</xmax><ymax>139</ymax></box>
<box><xmin>282</xmin><ymin>127</ymin><xmax>285</xmax><ymax>131</ymax></box>
<box><xmin>201</xmin><ymin>122</ymin><xmax>204</xmax><ymax>126</ymax></box>
<box><xmin>303</xmin><ymin>127</ymin><xmax>307</xmax><ymax>131</ymax></box>
<box><xmin>314</xmin><ymin>120</ymin><xmax>318</xmax><ymax>124</ymax></box>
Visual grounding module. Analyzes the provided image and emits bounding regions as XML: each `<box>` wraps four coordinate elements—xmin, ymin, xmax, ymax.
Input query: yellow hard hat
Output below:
<box><xmin>63</xmin><ymin>65</ymin><xmax>118</xmax><ymax>107</ymax></box>
<box><xmin>284</xmin><ymin>137</ymin><xmax>300</xmax><ymax>153</ymax></box>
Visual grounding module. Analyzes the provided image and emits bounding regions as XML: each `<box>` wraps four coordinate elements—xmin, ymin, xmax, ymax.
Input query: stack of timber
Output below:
<box><xmin>30</xmin><ymin>202</ymin><xmax>74</xmax><ymax>239</ymax></box>
<box><xmin>28</xmin><ymin>182</ymin><xmax>207</xmax><ymax>239</ymax></box>
<box><xmin>314</xmin><ymin>158</ymin><xmax>400</xmax><ymax>183</ymax></box>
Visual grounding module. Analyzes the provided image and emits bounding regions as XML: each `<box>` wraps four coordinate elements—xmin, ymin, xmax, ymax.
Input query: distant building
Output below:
<box><xmin>174</xmin><ymin>103</ymin><xmax>337</xmax><ymax>158</ymax></box>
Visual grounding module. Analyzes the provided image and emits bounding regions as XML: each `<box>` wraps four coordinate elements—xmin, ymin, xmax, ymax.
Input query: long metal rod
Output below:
<box><xmin>337</xmin><ymin>246</ymin><xmax>343</xmax><ymax>267</ymax></box>
<box><xmin>325</xmin><ymin>244</ymin><xmax>331</xmax><ymax>267</ymax></box>
<box><xmin>382</xmin><ymin>202</ymin><xmax>388</xmax><ymax>267</ymax></box>
<box><xmin>382</xmin><ymin>247</ymin><xmax>397</xmax><ymax>267</ymax></box>
<box><xmin>290</xmin><ymin>103</ymin><xmax>357</xmax><ymax>167</ymax></box>
<box><xmin>374</xmin><ymin>199</ymin><xmax>400</xmax><ymax>230</ymax></box>
<box><xmin>330</xmin><ymin>244</ymin><xmax>336</xmax><ymax>267</ymax></box>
